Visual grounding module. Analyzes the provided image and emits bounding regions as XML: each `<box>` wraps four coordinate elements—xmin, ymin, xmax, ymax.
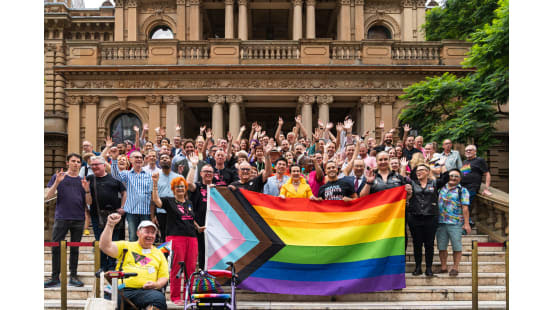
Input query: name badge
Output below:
<box><xmin>148</xmin><ymin>267</ymin><xmax>155</xmax><ymax>274</ymax></box>
<box><xmin>142</xmin><ymin>249</ymin><xmax>151</xmax><ymax>254</ymax></box>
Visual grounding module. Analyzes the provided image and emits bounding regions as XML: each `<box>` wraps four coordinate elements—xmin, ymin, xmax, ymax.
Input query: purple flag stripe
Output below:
<box><xmin>238</xmin><ymin>273</ymin><xmax>405</xmax><ymax>296</ymax></box>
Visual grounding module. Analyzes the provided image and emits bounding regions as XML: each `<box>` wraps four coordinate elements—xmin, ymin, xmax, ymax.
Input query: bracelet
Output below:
<box><xmin>85</xmin><ymin>191</ymin><xmax>90</xmax><ymax>194</ymax></box>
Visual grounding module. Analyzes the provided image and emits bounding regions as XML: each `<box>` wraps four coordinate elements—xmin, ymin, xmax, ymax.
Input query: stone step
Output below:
<box><xmin>44</xmin><ymin>260</ymin><xmax>506</xmax><ymax>273</ymax></box>
<box><xmin>44</xmin><ymin>299</ymin><xmax>506</xmax><ymax>310</ymax></box>
<box><xmin>45</xmin><ymin>271</ymin><xmax>506</xmax><ymax>287</ymax></box>
<box><xmin>44</xmin><ymin>284</ymin><xmax>506</xmax><ymax>302</ymax></box>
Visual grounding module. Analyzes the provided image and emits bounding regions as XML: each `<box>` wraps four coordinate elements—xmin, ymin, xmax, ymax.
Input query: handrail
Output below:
<box><xmin>473</xmin><ymin>185</ymin><xmax>509</xmax><ymax>242</ymax></box>
<box><xmin>472</xmin><ymin>241</ymin><xmax>509</xmax><ymax>310</ymax></box>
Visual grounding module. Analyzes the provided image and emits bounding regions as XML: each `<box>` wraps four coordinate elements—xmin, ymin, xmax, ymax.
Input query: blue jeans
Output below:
<box><xmin>91</xmin><ymin>215</ymin><xmax>124</xmax><ymax>271</ymax></box>
<box><xmin>126</xmin><ymin>213</ymin><xmax>150</xmax><ymax>242</ymax></box>
<box><xmin>106</xmin><ymin>288</ymin><xmax>167</xmax><ymax>310</ymax></box>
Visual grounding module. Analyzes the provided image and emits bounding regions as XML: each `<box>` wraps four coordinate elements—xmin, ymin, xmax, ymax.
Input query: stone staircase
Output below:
<box><xmin>44</xmin><ymin>230</ymin><xmax>507</xmax><ymax>309</ymax></box>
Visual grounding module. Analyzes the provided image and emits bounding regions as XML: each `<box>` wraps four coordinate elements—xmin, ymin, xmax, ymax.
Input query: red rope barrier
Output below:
<box><xmin>477</xmin><ymin>242</ymin><xmax>504</xmax><ymax>247</ymax></box>
<box><xmin>44</xmin><ymin>242</ymin><xmax>59</xmax><ymax>247</ymax></box>
<box><xmin>44</xmin><ymin>242</ymin><xmax>94</xmax><ymax>247</ymax></box>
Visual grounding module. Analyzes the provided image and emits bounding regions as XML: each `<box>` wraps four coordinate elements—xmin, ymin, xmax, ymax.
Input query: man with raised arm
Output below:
<box><xmin>150</xmin><ymin>153</ymin><xmax>181</xmax><ymax>243</ymax></box>
<box><xmin>100</xmin><ymin>214</ymin><xmax>169</xmax><ymax>310</ymax></box>
<box><xmin>229</xmin><ymin>144</ymin><xmax>273</xmax><ymax>193</ymax></box>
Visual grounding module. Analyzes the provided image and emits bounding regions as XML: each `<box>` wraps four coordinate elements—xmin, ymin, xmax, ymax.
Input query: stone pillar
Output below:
<box><xmin>380</xmin><ymin>95</ymin><xmax>395</xmax><ymax>133</ymax></box>
<box><xmin>127</xmin><ymin>0</ymin><xmax>138</xmax><ymax>41</ymax></box>
<box><xmin>298</xmin><ymin>95</ymin><xmax>315</xmax><ymax>139</ymax></box>
<box><xmin>208</xmin><ymin>95</ymin><xmax>225</xmax><ymax>139</ymax></box>
<box><xmin>401</xmin><ymin>0</ymin><xmax>414</xmax><ymax>41</ymax></box>
<box><xmin>164</xmin><ymin>95</ymin><xmax>181</xmax><ymax>139</ymax></box>
<box><xmin>360</xmin><ymin>95</ymin><xmax>377</xmax><ymax>137</ymax></box>
<box><xmin>114</xmin><ymin>0</ymin><xmax>124</xmax><ymax>41</ymax></box>
<box><xmin>292</xmin><ymin>0</ymin><xmax>303</xmax><ymax>40</ymax></box>
<box><xmin>238</xmin><ymin>0</ymin><xmax>248</xmax><ymax>40</ymax></box>
<box><xmin>338</xmin><ymin>0</ymin><xmax>351</xmax><ymax>41</ymax></box>
<box><xmin>354</xmin><ymin>0</ymin><xmax>364</xmax><ymax>41</ymax></box>
<box><xmin>316</xmin><ymin>95</ymin><xmax>333</xmax><ymax>125</ymax></box>
<box><xmin>83</xmin><ymin>96</ymin><xmax>99</xmax><ymax>148</ymax></box>
<box><xmin>306</xmin><ymin>0</ymin><xmax>316</xmax><ymax>39</ymax></box>
<box><xmin>146</xmin><ymin>95</ymin><xmax>162</xmax><ymax>143</ymax></box>
<box><xmin>177</xmin><ymin>0</ymin><xmax>187</xmax><ymax>40</ymax></box>
<box><xmin>54</xmin><ymin>45</ymin><xmax>67</xmax><ymax>113</ymax></box>
<box><xmin>67</xmin><ymin>96</ymin><xmax>82</xmax><ymax>154</ymax></box>
<box><xmin>225</xmin><ymin>0</ymin><xmax>235</xmax><ymax>39</ymax></box>
<box><xmin>227</xmin><ymin>95</ymin><xmax>242</xmax><ymax>139</ymax></box>
<box><xmin>189</xmin><ymin>0</ymin><xmax>201</xmax><ymax>40</ymax></box>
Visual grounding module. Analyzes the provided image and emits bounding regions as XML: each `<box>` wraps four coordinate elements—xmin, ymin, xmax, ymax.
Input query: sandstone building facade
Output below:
<box><xmin>44</xmin><ymin>0</ymin><xmax>508</xmax><ymax>191</ymax></box>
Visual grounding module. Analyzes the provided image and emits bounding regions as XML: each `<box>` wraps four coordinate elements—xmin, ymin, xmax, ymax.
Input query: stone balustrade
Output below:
<box><xmin>472</xmin><ymin>186</ymin><xmax>509</xmax><ymax>242</ymax></box>
<box><xmin>100</xmin><ymin>42</ymin><xmax>148</xmax><ymax>64</ymax></box>
<box><xmin>240</xmin><ymin>41</ymin><xmax>300</xmax><ymax>62</ymax></box>
<box><xmin>178</xmin><ymin>41</ymin><xmax>211</xmax><ymax>64</ymax></box>
<box><xmin>330</xmin><ymin>42</ymin><xmax>362</xmax><ymax>62</ymax></box>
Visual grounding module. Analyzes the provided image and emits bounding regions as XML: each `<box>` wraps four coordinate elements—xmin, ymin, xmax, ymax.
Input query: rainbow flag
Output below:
<box><xmin>205</xmin><ymin>186</ymin><xmax>406</xmax><ymax>295</ymax></box>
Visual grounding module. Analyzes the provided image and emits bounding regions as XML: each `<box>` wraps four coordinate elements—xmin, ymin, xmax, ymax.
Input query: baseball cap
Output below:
<box><xmin>137</xmin><ymin>220</ymin><xmax>158</xmax><ymax>231</ymax></box>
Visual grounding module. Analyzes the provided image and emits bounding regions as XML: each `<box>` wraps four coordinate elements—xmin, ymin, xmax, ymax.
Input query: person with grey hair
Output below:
<box><xmin>82</xmin><ymin>155</ymin><xmax>127</xmax><ymax>271</ymax></box>
<box><xmin>438</xmin><ymin>139</ymin><xmax>463</xmax><ymax>171</ymax></box>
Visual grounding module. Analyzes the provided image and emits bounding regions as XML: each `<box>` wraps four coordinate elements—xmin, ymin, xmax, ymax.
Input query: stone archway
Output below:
<box><xmin>364</xmin><ymin>13</ymin><xmax>401</xmax><ymax>40</ymax></box>
<box><xmin>141</xmin><ymin>14</ymin><xmax>177</xmax><ymax>40</ymax></box>
<box><xmin>98</xmin><ymin>99</ymin><xmax>149</xmax><ymax>143</ymax></box>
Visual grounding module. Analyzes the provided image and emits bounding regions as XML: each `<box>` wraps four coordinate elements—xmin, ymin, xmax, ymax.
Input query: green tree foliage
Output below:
<box><xmin>399</xmin><ymin>0</ymin><xmax>508</xmax><ymax>153</ymax></box>
<box><xmin>424</xmin><ymin>0</ymin><xmax>499</xmax><ymax>41</ymax></box>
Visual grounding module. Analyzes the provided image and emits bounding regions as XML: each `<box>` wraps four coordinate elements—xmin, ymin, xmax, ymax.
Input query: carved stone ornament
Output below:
<box><xmin>292</xmin><ymin>0</ymin><xmax>303</xmax><ymax>6</ymax></box>
<box><xmin>354</xmin><ymin>0</ymin><xmax>364</xmax><ymax>5</ymax></box>
<box><xmin>306</xmin><ymin>0</ymin><xmax>316</xmax><ymax>6</ymax></box>
<box><xmin>145</xmin><ymin>95</ymin><xmax>163</xmax><ymax>105</ymax></box>
<box><xmin>416</xmin><ymin>0</ymin><xmax>426</xmax><ymax>6</ymax></box>
<box><xmin>365</xmin><ymin>1</ymin><xmax>401</xmax><ymax>13</ymax></box>
<box><xmin>207</xmin><ymin>95</ymin><xmax>225</xmax><ymax>104</ymax></box>
<box><xmin>83</xmin><ymin>95</ymin><xmax>100</xmax><ymax>105</ymax></box>
<box><xmin>224</xmin><ymin>0</ymin><xmax>234</xmax><ymax>5</ymax></box>
<box><xmin>67</xmin><ymin>96</ymin><xmax>82</xmax><ymax>105</ymax></box>
<box><xmin>359</xmin><ymin>95</ymin><xmax>376</xmax><ymax>105</ymax></box>
<box><xmin>401</xmin><ymin>0</ymin><xmax>414</xmax><ymax>7</ymax></box>
<box><xmin>298</xmin><ymin>95</ymin><xmax>316</xmax><ymax>105</ymax></box>
<box><xmin>380</xmin><ymin>95</ymin><xmax>395</xmax><ymax>105</ymax></box>
<box><xmin>164</xmin><ymin>95</ymin><xmax>180</xmax><ymax>105</ymax></box>
<box><xmin>127</xmin><ymin>0</ymin><xmax>137</xmax><ymax>8</ymax></box>
<box><xmin>176</xmin><ymin>0</ymin><xmax>186</xmax><ymax>5</ymax></box>
<box><xmin>117</xmin><ymin>96</ymin><xmax>128</xmax><ymax>110</ymax></box>
<box><xmin>316</xmin><ymin>95</ymin><xmax>334</xmax><ymax>105</ymax></box>
<box><xmin>226</xmin><ymin>95</ymin><xmax>243</xmax><ymax>104</ymax></box>
<box><xmin>339</xmin><ymin>0</ymin><xmax>351</xmax><ymax>5</ymax></box>
<box><xmin>114</xmin><ymin>0</ymin><xmax>124</xmax><ymax>8</ymax></box>
<box><xmin>189</xmin><ymin>0</ymin><xmax>201</xmax><ymax>5</ymax></box>
<box><xmin>238</xmin><ymin>0</ymin><xmax>248</xmax><ymax>5</ymax></box>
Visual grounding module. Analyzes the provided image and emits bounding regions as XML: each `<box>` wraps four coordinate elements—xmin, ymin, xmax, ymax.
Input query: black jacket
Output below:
<box><xmin>407</xmin><ymin>172</ymin><xmax>449</xmax><ymax>216</ymax></box>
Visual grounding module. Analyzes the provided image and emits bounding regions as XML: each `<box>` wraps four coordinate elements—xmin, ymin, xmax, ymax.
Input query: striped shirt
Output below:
<box><xmin>111</xmin><ymin>159</ymin><xmax>153</xmax><ymax>215</ymax></box>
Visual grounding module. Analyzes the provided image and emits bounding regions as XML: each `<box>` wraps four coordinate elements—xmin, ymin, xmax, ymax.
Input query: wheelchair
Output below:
<box><xmin>176</xmin><ymin>261</ymin><xmax>237</xmax><ymax>310</ymax></box>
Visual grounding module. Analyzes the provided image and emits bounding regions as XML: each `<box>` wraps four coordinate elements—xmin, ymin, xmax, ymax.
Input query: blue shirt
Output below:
<box><xmin>111</xmin><ymin>160</ymin><xmax>153</xmax><ymax>215</ymax></box>
<box><xmin>263</xmin><ymin>175</ymin><xmax>290</xmax><ymax>196</ymax></box>
<box><xmin>156</xmin><ymin>170</ymin><xmax>182</xmax><ymax>214</ymax></box>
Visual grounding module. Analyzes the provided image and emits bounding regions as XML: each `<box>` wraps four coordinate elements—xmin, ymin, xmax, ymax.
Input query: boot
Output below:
<box><xmin>412</xmin><ymin>265</ymin><xmax>422</xmax><ymax>276</ymax></box>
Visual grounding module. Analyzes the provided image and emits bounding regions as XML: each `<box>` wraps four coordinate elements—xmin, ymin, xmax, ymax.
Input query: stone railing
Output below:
<box><xmin>100</xmin><ymin>42</ymin><xmax>148</xmax><ymax>64</ymax></box>
<box><xmin>178</xmin><ymin>41</ymin><xmax>211</xmax><ymax>63</ymax></box>
<box><xmin>391</xmin><ymin>42</ymin><xmax>441</xmax><ymax>60</ymax></box>
<box><xmin>240</xmin><ymin>41</ymin><xmax>300</xmax><ymax>61</ymax></box>
<box><xmin>472</xmin><ymin>185</ymin><xmax>509</xmax><ymax>242</ymax></box>
<box><xmin>330</xmin><ymin>42</ymin><xmax>362</xmax><ymax>61</ymax></box>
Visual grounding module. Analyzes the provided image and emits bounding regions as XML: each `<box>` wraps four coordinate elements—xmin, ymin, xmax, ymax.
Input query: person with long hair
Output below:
<box><xmin>280</xmin><ymin>164</ymin><xmax>322</xmax><ymax>200</ymax></box>
<box><xmin>151</xmin><ymin>175</ymin><xmax>205</xmax><ymax>305</ymax></box>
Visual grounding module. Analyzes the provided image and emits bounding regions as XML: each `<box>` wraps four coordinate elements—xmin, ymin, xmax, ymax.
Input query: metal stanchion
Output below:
<box><xmin>505</xmin><ymin>241</ymin><xmax>509</xmax><ymax>310</ymax></box>
<box><xmin>94</xmin><ymin>241</ymin><xmax>101</xmax><ymax>298</ymax></box>
<box><xmin>60</xmin><ymin>240</ymin><xmax>67</xmax><ymax>310</ymax></box>
<box><xmin>472</xmin><ymin>240</ymin><xmax>478</xmax><ymax>310</ymax></box>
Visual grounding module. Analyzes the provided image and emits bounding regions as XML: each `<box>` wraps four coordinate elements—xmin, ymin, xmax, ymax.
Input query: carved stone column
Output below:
<box><xmin>306</xmin><ymin>0</ymin><xmax>316</xmax><ymax>39</ymax></box>
<box><xmin>354</xmin><ymin>0</ymin><xmax>364</xmax><ymax>41</ymax></box>
<box><xmin>380</xmin><ymin>95</ymin><xmax>395</xmax><ymax>132</ymax></box>
<box><xmin>360</xmin><ymin>96</ymin><xmax>377</xmax><ymax>137</ymax></box>
<box><xmin>67</xmin><ymin>96</ymin><xmax>82</xmax><ymax>154</ymax></box>
<box><xmin>83</xmin><ymin>96</ymin><xmax>100</xmax><ymax>149</ymax></box>
<box><xmin>225</xmin><ymin>0</ymin><xmax>235</xmax><ymax>39</ymax></box>
<box><xmin>190</xmin><ymin>0</ymin><xmax>202</xmax><ymax>40</ymax></box>
<box><xmin>114</xmin><ymin>0</ymin><xmax>124</xmax><ymax>41</ymax></box>
<box><xmin>177</xmin><ymin>0</ymin><xmax>187</xmax><ymax>40</ymax></box>
<box><xmin>338</xmin><ymin>0</ymin><xmax>351</xmax><ymax>41</ymax></box>
<box><xmin>208</xmin><ymin>95</ymin><xmax>225</xmax><ymax>139</ymax></box>
<box><xmin>164</xmin><ymin>95</ymin><xmax>181</xmax><ymax>139</ymax></box>
<box><xmin>227</xmin><ymin>95</ymin><xmax>242</xmax><ymax>139</ymax></box>
<box><xmin>298</xmin><ymin>95</ymin><xmax>315</xmax><ymax>139</ymax></box>
<box><xmin>127</xmin><ymin>0</ymin><xmax>138</xmax><ymax>41</ymax></box>
<box><xmin>238</xmin><ymin>0</ymin><xmax>248</xmax><ymax>40</ymax></box>
<box><xmin>316</xmin><ymin>95</ymin><xmax>333</xmax><ymax>125</ymax></box>
<box><xmin>146</xmin><ymin>95</ymin><xmax>162</xmax><ymax>142</ymax></box>
<box><xmin>292</xmin><ymin>0</ymin><xmax>303</xmax><ymax>40</ymax></box>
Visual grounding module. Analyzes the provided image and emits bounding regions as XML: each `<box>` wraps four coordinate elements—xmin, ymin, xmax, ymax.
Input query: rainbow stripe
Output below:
<box><xmin>205</xmin><ymin>186</ymin><xmax>406</xmax><ymax>295</ymax></box>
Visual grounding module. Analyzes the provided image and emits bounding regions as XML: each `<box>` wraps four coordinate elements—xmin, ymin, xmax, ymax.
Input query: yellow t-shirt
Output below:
<box><xmin>280</xmin><ymin>177</ymin><xmax>313</xmax><ymax>199</ymax></box>
<box><xmin>114</xmin><ymin>241</ymin><xmax>169</xmax><ymax>289</ymax></box>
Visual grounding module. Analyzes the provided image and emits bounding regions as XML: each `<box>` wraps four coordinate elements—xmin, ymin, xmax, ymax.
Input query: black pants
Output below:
<box><xmin>157</xmin><ymin>212</ymin><xmax>167</xmax><ymax>243</ymax></box>
<box><xmin>197</xmin><ymin>232</ymin><xmax>205</xmax><ymax>270</ymax></box>
<box><xmin>407</xmin><ymin>214</ymin><xmax>438</xmax><ymax>269</ymax></box>
<box><xmin>51</xmin><ymin>219</ymin><xmax>84</xmax><ymax>278</ymax></box>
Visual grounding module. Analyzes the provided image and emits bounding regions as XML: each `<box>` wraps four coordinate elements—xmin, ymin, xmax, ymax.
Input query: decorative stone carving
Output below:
<box><xmin>298</xmin><ymin>95</ymin><xmax>316</xmax><ymax>105</ymax></box>
<box><xmin>380</xmin><ymin>95</ymin><xmax>395</xmax><ymax>105</ymax></box>
<box><xmin>145</xmin><ymin>95</ymin><xmax>163</xmax><ymax>105</ymax></box>
<box><xmin>140</xmin><ymin>0</ymin><xmax>177</xmax><ymax>13</ymax></box>
<box><xmin>164</xmin><ymin>95</ymin><xmax>180</xmax><ymax>105</ymax></box>
<box><xmin>176</xmin><ymin>0</ymin><xmax>186</xmax><ymax>4</ymax></box>
<box><xmin>416</xmin><ymin>0</ymin><xmax>426</xmax><ymax>6</ymax></box>
<box><xmin>189</xmin><ymin>0</ymin><xmax>201</xmax><ymax>5</ymax></box>
<box><xmin>338</xmin><ymin>0</ymin><xmax>351</xmax><ymax>5</ymax></box>
<box><xmin>306</xmin><ymin>0</ymin><xmax>316</xmax><ymax>6</ymax></box>
<box><xmin>127</xmin><ymin>0</ymin><xmax>137</xmax><ymax>8</ymax></box>
<box><xmin>67</xmin><ymin>96</ymin><xmax>82</xmax><ymax>105</ymax></box>
<box><xmin>226</xmin><ymin>95</ymin><xmax>243</xmax><ymax>104</ymax></box>
<box><xmin>354</xmin><ymin>0</ymin><xmax>364</xmax><ymax>5</ymax></box>
<box><xmin>364</xmin><ymin>12</ymin><xmax>401</xmax><ymax>40</ymax></box>
<box><xmin>207</xmin><ymin>95</ymin><xmax>225</xmax><ymax>104</ymax></box>
<box><xmin>238</xmin><ymin>0</ymin><xmax>248</xmax><ymax>5</ymax></box>
<box><xmin>401</xmin><ymin>0</ymin><xmax>414</xmax><ymax>7</ymax></box>
<box><xmin>360</xmin><ymin>95</ymin><xmax>378</xmax><ymax>105</ymax></box>
<box><xmin>83</xmin><ymin>95</ymin><xmax>100</xmax><ymax>105</ymax></box>
<box><xmin>114</xmin><ymin>0</ymin><xmax>124</xmax><ymax>8</ymax></box>
<box><xmin>292</xmin><ymin>0</ymin><xmax>303</xmax><ymax>6</ymax></box>
<box><xmin>117</xmin><ymin>96</ymin><xmax>128</xmax><ymax>110</ymax></box>
<box><xmin>316</xmin><ymin>95</ymin><xmax>334</xmax><ymax>105</ymax></box>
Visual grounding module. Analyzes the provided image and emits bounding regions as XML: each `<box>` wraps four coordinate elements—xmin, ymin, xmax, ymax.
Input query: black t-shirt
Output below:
<box><xmin>189</xmin><ymin>182</ymin><xmax>208</xmax><ymax>226</ymax></box>
<box><xmin>318</xmin><ymin>179</ymin><xmax>355</xmax><ymax>200</ymax></box>
<box><xmin>86</xmin><ymin>174</ymin><xmax>126</xmax><ymax>216</ymax></box>
<box><xmin>230</xmin><ymin>175</ymin><xmax>266</xmax><ymax>193</ymax></box>
<box><xmin>160</xmin><ymin>197</ymin><xmax>197</xmax><ymax>237</ymax></box>
<box><xmin>402</xmin><ymin>146</ymin><xmax>422</xmax><ymax>161</ymax></box>
<box><xmin>460</xmin><ymin>157</ymin><xmax>489</xmax><ymax>193</ymax></box>
<box><xmin>370</xmin><ymin>170</ymin><xmax>408</xmax><ymax>194</ymax></box>
<box><xmin>213</xmin><ymin>166</ymin><xmax>238</xmax><ymax>186</ymax></box>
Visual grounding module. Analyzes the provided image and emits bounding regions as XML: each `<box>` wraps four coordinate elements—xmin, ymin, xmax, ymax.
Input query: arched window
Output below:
<box><xmin>110</xmin><ymin>113</ymin><xmax>142</xmax><ymax>144</ymax></box>
<box><xmin>150</xmin><ymin>25</ymin><xmax>174</xmax><ymax>39</ymax></box>
<box><xmin>367</xmin><ymin>25</ymin><xmax>392</xmax><ymax>39</ymax></box>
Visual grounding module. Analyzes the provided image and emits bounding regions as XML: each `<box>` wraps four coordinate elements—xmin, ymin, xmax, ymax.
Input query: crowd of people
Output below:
<box><xmin>44</xmin><ymin>116</ymin><xmax>493</xmax><ymax>309</ymax></box>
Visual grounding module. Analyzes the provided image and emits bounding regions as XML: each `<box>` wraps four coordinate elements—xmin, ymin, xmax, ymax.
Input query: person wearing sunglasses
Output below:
<box><xmin>229</xmin><ymin>144</ymin><xmax>273</xmax><ymax>193</ymax></box>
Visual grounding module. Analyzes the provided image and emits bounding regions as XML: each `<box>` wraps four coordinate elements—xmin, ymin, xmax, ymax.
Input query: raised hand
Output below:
<box><xmin>151</xmin><ymin>172</ymin><xmax>159</xmax><ymax>183</ymax></box>
<box><xmin>295</xmin><ymin>115</ymin><xmax>302</xmax><ymax>124</ymax></box>
<box><xmin>400</xmin><ymin>157</ymin><xmax>408</xmax><ymax>167</ymax></box>
<box><xmin>326</xmin><ymin>122</ymin><xmax>334</xmax><ymax>130</ymax></box>
<box><xmin>143</xmin><ymin>123</ymin><xmax>149</xmax><ymax>131</ymax></box>
<box><xmin>264</xmin><ymin>143</ymin><xmax>273</xmax><ymax>154</ymax></box>
<box><xmin>437</xmin><ymin>156</ymin><xmax>446</xmax><ymax>166</ymax></box>
<box><xmin>188</xmin><ymin>154</ymin><xmax>199</xmax><ymax>166</ymax></box>
<box><xmin>109</xmin><ymin>147</ymin><xmax>119</xmax><ymax>159</ymax></box>
<box><xmin>389</xmin><ymin>128</ymin><xmax>396</xmax><ymax>134</ymax></box>
<box><xmin>318</xmin><ymin>119</ymin><xmax>324</xmax><ymax>128</ymax></box>
<box><xmin>176</xmin><ymin>125</ymin><xmax>181</xmax><ymax>132</ymax></box>
<box><xmin>205</xmin><ymin>128</ymin><xmax>212</xmax><ymax>139</ymax></box>
<box><xmin>81</xmin><ymin>178</ymin><xmax>90</xmax><ymax>192</ymax></box>
<box><xmin>240</xmin><ymin>125</ymin><xmax>246</xmax><ymax>133</ymax></box>
<box><xmin>54</xmin><ymin>168</ymin><xmax>66</xmax><ymax>184</ymax></box>
<box><xmin>133</xmin><ymin>125</ymin><xmax>139</xmax><ymax>132</ymax></box>
<box><xmin>159</xmin><ymin>127</ymin><xmax>166</xmax><ymax>136</ymax></box>
<box><xmin>424</xmin><ymin>152</ymin><xmax>431</xmax><ymax>162</ymax></box>
<box><xmin>155</xmin><ymin>127</ymin><xmax>160</xmax><ymax>134</ymax></box>
<box><xmin>251</xmin><ymin>122</ymin><xmax>258</xmax><ymax>131</ymax></box>
<box><xmin>344</xmin><ymin>119</ymin><xmax>354</xmax><ymax>130</ymax></box>
<box><xmin>378</xmin><ymin>120</ymin><xmax>385</xmax><ymax>129</ymax></box>
<box><xmin>200</xmin><ymin>125</ymin><xmax>206</xmax><ymax>133</ymax></box>
<box><xmin>227</xmin><ymin>131</ymin><xmax>233</xmax><ymax>142</ymax></box>
<box><xmin>255</xmin><ymin>124</ymin><xmax>262</xmax><ymax>133</ymax></box>
<box><xmin>107</xmin><ymin>213</ymin><xmax>122</xmax><ymax>227</ymax></box>
<box><xmin>278</xmin><ymin>117</ymin><xmax>284</xmax><ymax>126</ymax></box>
<box><xmin>259</xmin><ymin>131</ymin><xmax>266</xmax><ymax>138</ymax></box>
<box><xmin>403</xmin><ymin>124</ymin><xmax>411</xmax><ymax>132</ymax></box>
<box><xmin>105</xmin><ymin>136</ymin><xmax>113</xmax><ymax>148</ymax></box>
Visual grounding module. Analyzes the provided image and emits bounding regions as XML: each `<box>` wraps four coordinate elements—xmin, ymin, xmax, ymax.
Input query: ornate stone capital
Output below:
<box><xmin>298</xmin><ymin>95</ymin><xmax>316</xmax><ymax>105</ymax></box>
<box><xmin>164</xmin><ymin>95</ymin><xmax>180</xmax><ymax>105</ymax></box>
<box><xmin>67</xmin><ymin>96</ymin><xmax>82</xmax><ymax>105</ymax></box>
<box><xmin>117</xmin><ymin>96</ymin><xmax>128</xmax><ymax>111</ymax></box>
<box><xmin>354</xmin><ymin>0</ymin><xmax>364</xmax><ymax>5</ymax></box>
<box><xmin>189</xmin><ymin>0</ymin><xmax>201</xmax><ymax>5</ymax></box>
<box><xmin>416</xmin><ymin>0</ymin><xmax>426</xmax><ymax>7</ymax></box>
<box><xmin>83</xmin><ymin>95</ymin><xmax>100</xmax><ymax>105</ymax></box>
<box><xmin>114</xmin><ymin>0</ymin><xmax>124</xmax><ymax>8</ymax></box>
<box><xmin>224</xmin><ymin>0</ymin><xmax>234</xmax><ymax>5</ymax></box>
<box><xmin>226</xmin><ymin>95</ymin><xmax>243</xmax><ymax>104</ymax></box>
<box><xmin>360</xmin><ymin>95</ymin><xmax>377</xmax><ymax>105</ymax></box>
<box><xmin>401</xmin><ymin>0</ymin><xmax>413</xmax><ymax>7</ymax></box>
<box><xmin>145</xmin><ymin>95</ymin><xmax>162</xmax><ymax>105</ymax></box>
<box><xmin>338</xmin><ymin>0</ymin><xmax>351</xmax><ymax>5</ymax></box>
<box><xmin>316</xmin><ymin>95</ymin><xmax>334</xmax><ymax>105</ymax></box>
<box><xmin>380</xmin><ymin>95</ymin><xmax>395</xmax><ymax>105</ymax></box>
<box><xmin>238</xmin><ymin>0</ymin><xmax>248</xmax><ymax>6</ymax></box>
<box><xmin>207</xmin><ymin>95</ymin><xmax>225</xmax><ymax>105</ymax></box>
<box><xmin>292</xmin><ymin>0</ymin><xmax>303</xmax><ymax>6</ymax></box>
<box><xmin>176</xmin><ymin>0</ymin><xmax>186</xmax><ymax>5</ymax></box>
<box><xmin>127</xmin><ymin>0</ymin><xmax>137</xmax><ymax>8</ymax></box>
<box><xmin>306</xmin><ymin>0</ymin><xmax>316</xmax><ymax>6</ymax></box>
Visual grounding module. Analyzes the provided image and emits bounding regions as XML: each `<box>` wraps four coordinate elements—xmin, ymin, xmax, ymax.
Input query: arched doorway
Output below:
<box><xmin>110</xmin><ymin>113</ymin><xmax>142</xmax><ymax>144</ymax></box>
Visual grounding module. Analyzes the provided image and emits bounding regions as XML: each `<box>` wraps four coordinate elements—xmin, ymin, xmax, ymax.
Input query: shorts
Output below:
<box><xmin>436</xmin><ymin>223</ymin><xmax>463</xmax><ymax>252</ymax></box>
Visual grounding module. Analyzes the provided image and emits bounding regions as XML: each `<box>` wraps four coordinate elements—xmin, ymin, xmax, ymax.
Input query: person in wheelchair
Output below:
<box><xmin>100</xmin><ymin>214</ymin><xmax>169</xmax><ymax>310</ymax></box>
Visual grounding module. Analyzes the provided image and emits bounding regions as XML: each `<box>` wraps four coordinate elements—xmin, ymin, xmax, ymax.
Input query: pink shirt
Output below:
<box><xmin>308</xmin><ymin>170</ymin><xmax>325</xmax><ymax>197</ymax></box>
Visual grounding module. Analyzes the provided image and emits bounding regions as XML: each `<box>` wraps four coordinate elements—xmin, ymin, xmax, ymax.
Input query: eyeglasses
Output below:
<box><xmin>90</xmin><ymin>163</ymin><xmax>103</xmax><ymax>166</ymax></box>
<box><xmin>175</xmin><ymin>185</ymin><xmax>186</xmax><ymax>189</ymax></box>
<box><xmin>132</xmin><ymin>156</ymin><xmax>143</xmax><ymax>159</ymax></box>
<box><xmin>201</xmin><ymin>170</ymin><xmax>213</xmax><ymax>174</ymax></box>
<box><xmin>240</xmin><ymin>168</ymin><xmax>251</xmax><ymax>172</ymax></box>
<box><xmin>449</xmin><ymin>175</ymin><xmax>461</xmax><ymax>178</ymax></box>
<box><xmin>465</xmin><ymin>149</ymin><xmax>475</xmax><ymax>152</ymax></box>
